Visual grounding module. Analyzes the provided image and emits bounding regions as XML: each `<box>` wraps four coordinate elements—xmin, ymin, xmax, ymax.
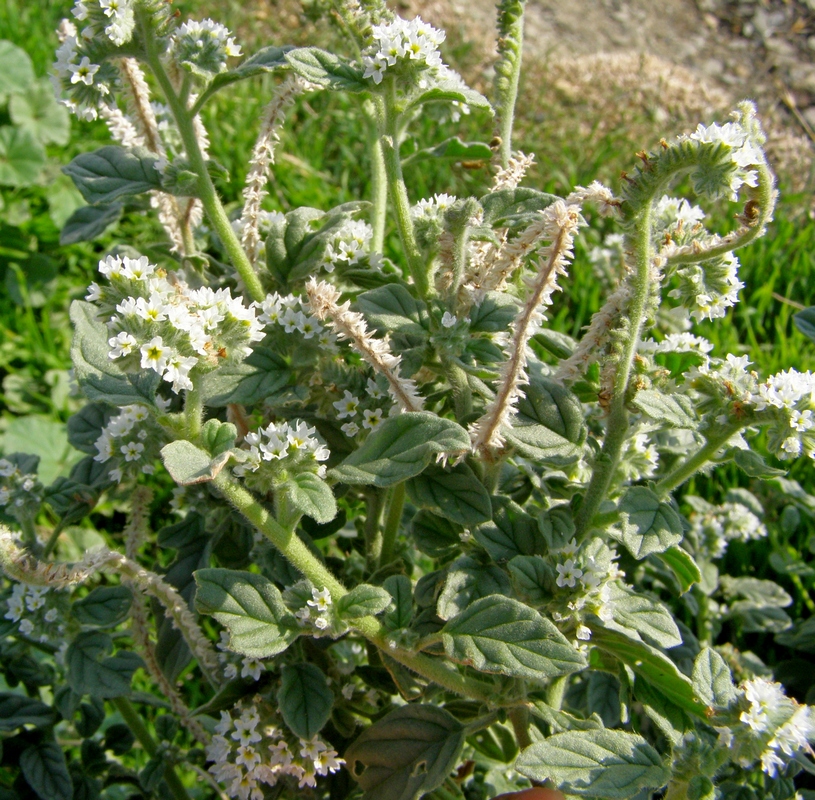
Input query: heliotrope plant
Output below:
<box><xmin>0</xmin><ymin>1</ymin><xmax>813</xmax><ymax>799</ymax></box>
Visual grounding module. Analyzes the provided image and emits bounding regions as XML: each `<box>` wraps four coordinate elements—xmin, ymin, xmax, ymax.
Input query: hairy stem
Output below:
<box><xmin>508</xmin><ymin>706</ymin><xmax>532</xmax><ymax>749</ymax></box>
<box><xmin>364</xmin><ymin>489</ymin><xmax>385</xmax><ymax>572</ymax></box>
<box><xmin>368</xmin><ymin>97</ymin><xmax>388</xmax><ymax>252</ymax></box>
<box><xmin>380</xmin><ymin>482</ymin><xmax>406</xmax><ymax>565</ymax></box>
<box><xmin>493</xmin><ymin>0</ymin><xmax>527</xmax><ymax>167</ymax></box>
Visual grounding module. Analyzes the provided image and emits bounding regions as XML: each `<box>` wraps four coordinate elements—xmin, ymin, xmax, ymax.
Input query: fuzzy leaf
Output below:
<box><xmin>161</xmin><ymin>440</ymin><xmax>230</xmax><ymax>485</ymax></box>
<box><xmin>338</xmin><ymin>584</ymin><xmax>393</xmax><ymax>619</ymax></box>
<box><xmin>356</xmin><ymin>284</ymin><xmax>428</xmax><ymax>337</ymax></box>
<box><xmin>606</xmin><ymin>583</ymin><xmax>683</xmax><ymax>649</ymax></box>
<box><xmin>437</xmin><ymin>557</ymin><xmax>511</xmax><ymax>620</ymax></box>
<box><xmin>194</xmin><ymin>568</ymin><xmax>299</xmax><ymax>658</ymax></box>
<box><xmin>287</xmin><ymin>471</ymin><xmax>337</xmax><ymax>524</ymax></box>
<box><xmin>402</xmin><ymin>137</ymin><xmax>492</xmax><ymax>167</ymax></box>
<box><xmin>732</xmin><ymin>449</ymin><xmax>786</xmax><ymax>478</ymax></box>
<box><xmin>202</xmin><ymin>45</ymin><xmax>292</xmax><ymax>99</ymax></box>
<box><xmin>0</xmin><ymin>125</ymin><xmax>45</xmax><ymax>186</ymax></box>
<box><xmin>656</xmin><ymin>547</ymin><xmax>701</xmax><ymax>593</ymax></box>
<box><xmin>20</xmin><ymin>739</ymin><xmax>73</xmax><ymax>800</ymax></box>
<box><xmin>0</xmin><ymin>693</ymin><xmax>57</xmax><ymax>731</ymax></box>
<box><xmin>480</xmin><ymin>187</ymin><xmax>559</xmax><ymax>228</ymax></box>
<box><xmin>73</xmin><ymin>586</ymin><xmax>132</xmax><ymax>627</ymax></box>
<box><xmin>614</xmin><ymin>487</ymin><xmax>683</xmax><ymax>558</ymax></box>
<box><xmin>632</xmin><ymin>390</ymin><xmax>696</xmax><ymax>428</ymax></box>
<box><xmin>63</xmin><ymin>146</ymin><xmax>162</xmax><ymax>204</ymax></box>
<box><xmin>60</xmin><ymin>202</ymin><xmax>124</xmax><ymax>245</ymax></box>
<box><xmin>9</xmin><ymin>79</ymin><xmax>70</xmax><ymax>146</ymax></box>
<box><xmin>516</xmin><ymin>730</ymin><xmax>670</xmax><ymax>799</ymax></box>
<box><xmin>200</xmin><ymin>346</ymin><xmax>291</xmax><ymax>406</ymax></box>
<box><xmin>383</xmin><ymin>575</ymin><xmax>413</xmax><ymax>630</ymax></box>
<box><xmin>468</xmin><ymin>293</ymin><xmax>519</xmax><ymax>333</ymax></box>
<box><xmin>278</xmin><ymin>663</ymin><xmax>333</xmax><ymax>739</ymax></box>
<box><xmin>692</xmin><ymin>648</ymin><xmax>737</xmax><ymax>709</ymax></box>
<box><xmin>409</xmin><ymin>79</ymin><xmax>492</xmax><ymax>111</ymax></box>
<box><xmin>411</xmin><ymin>510</ymin><xmax>463</xmax><ymax>558</ymax></box>
<box><xmin>794</xmin><ymin>306</ymin><xmax>815</xmax><ymax>344</ymax></box>
<box><xmin>285</xmin><ymin>47</ymin><xmax>367</xmax><ymax>91</ymax></box>
<box><xmin>0</xmin><ymin>41</ymin><xmax>35</xmax><ymax>98</ymax></box>
<box><xmin>474</xmin><ymin>497</ymin><xmax>542</xmax><ymax>562</ymax></box>
<box><xmin>201</xmin><ymin>420</ymin><xmax>237</xmax><ymax>456</ymax></box>
<box><xmin>66</xmin><ymin>631</ymin><xmax>143</xmax><ymax>698</ymax></box>
<box><xmin>345</xmin><ymin>704</ymin><xmax>465</xmax><ymax>800</ymax></box>
<box><xmin>70</xmin><ymin>300</ymin><xmax>160</xmax><ymax>406</ymax></box>
<box><xmin>67</xmin><ymin>402</ymin><xmax>114</xmax><ymax>455</ymax></box>
<box><xmin>508</xmin><ymin>555</ymin><xmax>556</xmax><ymax>603</ymax></box>
<box><xmin>407</xmin><ymin>463</ymin><xmax>492</xmax><ymax>526</ymax></box>
<box><xmin>442</xmin><ymin>594</ymin><xmax>586</xmax><ymax>681</ymax></box>
<box><xmin>331</xmin><ymin>412</ymin><xmax>470</xmax><ymax>487</ymax></box>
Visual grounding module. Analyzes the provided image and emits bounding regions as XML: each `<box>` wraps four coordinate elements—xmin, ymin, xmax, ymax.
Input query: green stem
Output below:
<box><xmin>464</xmin><ymin>710</ymin><xmax>502</xmax><ymax>736</ymax></box>
<box><xmin>380</xmin><ymin>482</ymin><xmax>406</xmax><ymax>566</ymax></box>
<box><xmin>574</xmin><ymin>202</ymin><xmax>654</xmax><ymax>539</ymax></box>
<box><xmin>508</xmin><ymin>706</ymin><xmax>532</xmax><ymax>750</ymax></box>
<box><xmin>370</xmin><ymin>136</ymin><xmax>387</xmax><ymax>253</ymax></box>
<box><xmin>40</xmin><ymin>518</ymin><xmax>68</xmax><ymax>560</ymax></box>
<box><xmin>442</xmin><ymin>357</ymin><xmax>473</xmax><ymax>422</ymax></box>
<box><xmin>694</xmin><ymin>587</ymin><xmax>713</xmax><ymax>645</ymax></box>
<box><xmin>545</xmin><ymin>674</ymin><xmax>568</xmax><ymax>711</ymax></box>
<box><xmin>380</xmin><ymin>80</ymin><xmax>431</xmax><ymax>299</ymax></box>
<box><xmin>493</xmin><ymin>0</ymin><xmax>527</xmax><ymax>167</ymax></box>
<box><xmin>138</xmin><ymin>14</ymin><xmax>265</xmax><ymax>303</ymax></box>
<box><xmin>364</xmin><ymin>489</ymin><xmax>385</xmax><ymax>572</ymax></box>
<box><xmin>184</xmin><ymin>384</ymin><xmax>204</xmax><ymax>442</ymax></box>
<box><xmin>112</xmin><ymin>697</ymin><xmax>191</xmax><ymax>800</ymax></box>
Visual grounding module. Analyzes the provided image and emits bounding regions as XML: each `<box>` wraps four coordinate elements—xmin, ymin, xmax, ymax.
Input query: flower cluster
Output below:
<box><xmin>88</xmin><ymin>255</ymin><xmax>264</xmax><ymax>394</ymax></box>
<box><xmin>256</xmin><ymin>292</ymin><xmax>336</xmax><ymax>351</ymax></box>
<box><xmin>3</xmin><ymin>583</ymin><xmax>68</xmax><ymax>655</ymax></box>
<box><xmin>232</xmin><ymin>420</ymin><xmax>329</xmax><ymax>480</ymax></box>
<box><xmin>216</xmin><ymin>633</ymin><xmax>266</xmax><ymax>682</ymax></box>
<box><xmin>640</xmin><ymin>332</ymin><xmax>713</xmax><ymax>357</ymax></box>
<box><xmin>618</xmin><ymin>430</ymin><xmax>660</xmax><ymax>481</ymax></box>
<box><xmin>670</xmin><ymin>251</ymin><xmax>745</xmax><ymax>322</ymax></box>
<box><xmin>93</xmin><ymin>404</ymin><xmax>166</xmax><ymax>483</ymax></box>
<box><xmin>412</xmin><ymin>193</ymin><xmax>457</xmax><ymax>221</ymax></box>
<box><xmin>717</xmin><ymin>677</ymin><xmax>815</xmax><ymax>778</ymax></box>
<box><xmin>69</xmin><ymin>0</ymin><xmax>136</xmax><ymax>46</ymax></box>
<box><xmin>748</xmin><ymin>368</ymin><xmax>815</xmax><ymax>459</ymax></box>
<box><xmin>332</xmin><ymin>380</ymin><xmax>388</xmax><ymax>438</ymax></box>
<box><xmin>206</xmin><ymin>703</ymin><xmax>343</xmax><ymax>798</ymax></box>
<box><xmin>319</xmin><ymin>219</ymin><xmax>382</xmax><ymax>274</ymax></box>
<box><xmin>294</xmin><ymin>586</ymin><xmax>334</xmax><ymax>631</ymax></box>
<box><xmin>0</xmin><ymin>457</ymin><xmax>43</xmax><ymax>525</ymax></box>
<box><xmin>361</xmin><ymin>16</ymin><xmax>445</xmax><ymax>85</ymax></box>
<box><xmin>171</xmin><ymin>19</ymin><xmax>242</xmax><ymax>76</ymax></box>
<box><xmin>686</xmin><ymin>496</ymin><xmax>767</xmax><ymax>559</ymax></box>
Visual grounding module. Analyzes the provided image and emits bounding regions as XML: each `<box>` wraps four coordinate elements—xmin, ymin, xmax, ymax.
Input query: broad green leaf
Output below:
<box><xmin>383</xmin><ymin>574</ymin><xmax>413</xmax><ymax>630</ymax></box>
<box><xmin>278</xmin><ymin>663</ymin><xmax>333</xmax><ymax>739</ymax></box>
<box><xmin>285</xmin><ymin>47</ymin><xmax>368</xmax><ymax>91</ymax></box>
<box><xmin>194</xmin><ymin>568</ymin><xmax>299</xmax><ymax>658</ymax></box>
<box><xmin>331</xmin><ymin>412</ymin><xmax>470</xmax><ymax>487</ymax></box>
<box><xmin>67</xmin><ymin>402</ymin><xmax>114</xmax><ymax>454</ymax></box>
<box><xmin>720</xmin><ymin>576</ymin><xmax>792</xmax><ymax>607</ymax></box>
<box><xmin>200</xmin><ymin>346</ymin><xmax>291</xmax><ymax>406</ymax></box>
<box><xmin>437</xmin><ymin>556</ymin><xmax>511</xmax><ymax>620</ymax></box>
<box><xmin>468</xmin><ymin>293</ymin><xmax>519</xmax><ymax>333</ymax></box>
<box><xmin>633</xmin><ymin>676</ymin><xmax>693</xmax><ymax>744</ymax></box>
<box><xmin>442</xmin><ymin>594</ymin><xmax>586</xmax><ymax>681</ymax></box>
<box><xmin>9</xmin><ymin>79</ymin><xmax>70</xmax><ymax>145</ymax></box>
<box><xmin>606</xmin><ymin>583</ymin><xmax>682</xmax><ymax>649</ymax></box>
<box><xmin>537</xmin><ymin>506</ymin><xmax>575</xmax><ymax>551</ymax></box>
<box><xmin>732</xmin><ymin>449</ymin><xmax>786</xmax><ymax>478</ymax></box>
<box><xmin>794</xmin><ymin>306</ymin><xmax>815</xmax><ymax>344</ymax></box>
<box><xmin>1</xmin><ymin>416</ymin><xmax>81</xmax><ymax>485</ymax></box>
<box><xmin>345</xmin><ymin>704</ymin><xmax>465</xmax><ymax>800</ymax></box>
<box><xmin>474</xmin><ymin>497</ymin><xmax>543</xmax><ymax>562</ymax></box>
<box><xmin>480</xmin><ymin>187</ymin><xmax>559</xmax><ymax>228</ymax></box>
<box><xmin>726</xmin><ymin>602</ymin><xmax>792</xmax><ymax>633</ymax></box>
<box><xmin>356</xmin><ymin>285</ymin><xmax>428</xmax><ymax>337</ymax></box>
<box><xmin>20</xmin><ymin>739</ymin><xmax>73</xmax><ymax>800</ymax></box>
<box><xmin>337</xmin><ymin>584</ymin><xmax>393</xmax><ymax>619</ymax></box>
<box><xmin>505</xmin><ymin>373</ymin><xmax>585</xmax><ymax>465</ymax></box>
<box><xmin>73</xmin><ymin>586</ymin><xmax>132</xmax><ymax>627</ymax></box>
<box><xmin>407</xmin><ymin>463</ymin><xmax>492</xmax><ymax>526</ymax></box>
<box><xmin>529</xmin><ymin>701</ymin><xmax>604</xmax><ymax>734</ymax></box>
<box><xmin>63</xmin><ymin>145</ymin><xmax>162</xmax><ymax>204</ymax></box>
<box><xmin>534</xmin><ymin>328</ymin><xmax>578</xmax><ymax>359</ymax></box>
<box><xmin>199</xmin><ymin>45</ymin><xmax>292</xmax><ymax>102</ymax></box>
<box><xmin>613</xmin><ymin>487</ymin><xmax>683</xmax><ymax>558</ymax></box>
<box><xmin>0</xmin><ymin>693</ymin><xmax>57</xmax><ymax>731</ymax></box>
<box><xmin>402</xmin><ymin>137</ymin><xmax>492</xmax><ymax>167</ymax></box>
<box><xmin>0</xmin><ymin>41</ymin><xmax>35</xmax><ymax>98</ymax></box>
<box><xmin>516</xmin><ymin>730</ymin><xmax>670</xmax><ymax>799</ymax></box>
<box><xmin>60</xmin><ymin>202</ymin><xmax>123</xmax><ymax>245</ymax></box>
<box><xmin>286</xmin><ymin>471</ymin><xmax>337</xmax><ymax>524</ymax></box>
<box><xmin>587</xmin><ymin>671</ymin><xmax>622</xmax><ymax>727</ymax></box>
<box><xmin>66</xmin><ymin>631</ymin><xmax>143</xmax><ymax>698</ymax></box>
<box><xmin>201</xmin><ymin>420</ymin><xmax>237</xmax><ymax>456</ymax></box>
<box><xmin>632</xmin><ymin>390</ymin><xmax>697</xmax><ymax>428</ymax></box>
<box><xmin>411</xmin><ymin>510</ymin><xmax>463</xmax><ymax>558</ymax></box>
<box><xmin>508</xmin><ymin>555</ymin><xmax>556</xmax><ymax>603</ymax></box>
<box><xmin>589</xmin><ymin>627</ymin><xmax>706</xmax><ymax>718</ymax></box>
<box><xmin>0</xmin><ymin>125</ymin><xmax>45</xmax><ymax>186</ymax></box>
<box><xmin>408</xmin><ymin>79</ymin><xmax>492</xmax><ymax>112</ymax></box>
<box><xmin>161</xmin><ymin>440</ymin><xmax>230</xmax><ymax>485</ymax></box>
<box><xmin>70</xmin><ymin>300</ymin><xmax>160</xmax><ymax>406</ymax></box>
<box><xmin>656</xmin><ymin>547</ymin><xmax>700</xmax><ymax>593</ymax></box>
<box><xmin>776</xmin><ymin>616</ymin><xmax>815</xmax><ymax>653</ymax></box>
<box><xmin>692</xmin><ymin>647</ymin><xmax>737</xmax><ymax>709</ymax></box>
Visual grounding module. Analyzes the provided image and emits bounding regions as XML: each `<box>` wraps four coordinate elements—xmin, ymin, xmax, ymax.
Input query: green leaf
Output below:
<box><xmin>537</xmin><ymin>506</ymin><xmax>575</xmax><ymax>551</ymax></box>
<box><xmin>356</xmin><ymin>285</ymin><xmax>428</xmax><ymax>337</ymax></box>
<box><xmin>589</xmin><ymin>628</ymin><xmax>706</xmax><ymax>718</ymax></box>
<box><xmin>587</xmin><ymin>671</ymin><xmax>622</xmax><ymax>727</ymax></box>
<box><xmin>732</xmin><ymin>449</ymin><xmax>786</xmax><ymax>478</ymax></box>
<box><xmin>508</xmin><ymin>555</ymin><xmax>556</xmax><ymax>603</ymax></box>
<box><xmin>504</xmin><ymin>373</ymin><xmax>585</xmax><ymax>465</ymax></box>
<box><xmin>337</xmin><ymin>584</ymin><xmax>393</xmax><ymax>619</ymax></box>
<box><xmin>631</xmin><ymin>390</ymin><xmax>697</xmax><ymax>428</ymax></box>
<box><xmin>516</xmin><ymin>730</ymin><xmax>670</xmax><ymax>799</ymax></box>
<box><xmin>720</xmin><ymin>576</ymin><xmax>792</xmax><ymax>607</ymax></box>
<box><xmin>285</xmin><ymin>47</ymin><xmax>367</xmax><ymax>91</ymax></box>
<box><xmin>409</xmin><ymin>79</ymin><xmax>492</xmax><ymax>112</ymax></box>
<box><xmin>726</xmin><ymin>602</ymin><xmax>792</xmax><ymax>633</ymax></box>
<box><xmin>437</xmin><ymin>556</ymin><xmax>511</xmax><ymax>620</ymax></box>
<box><xmin>73</xmin><ymin>586</ymin><xmax>132</xmax><ymax>627</ymax></box>
<box><xmin>278</xmin><ymin>663</ymin><xmax>333</xmax><ymax>739</ymax></box>
<box><xmin>194</xmin><ymin>568</ymin><xmax>299</xmax><ymax>658</ymax></box>
<box><xmin>201</xmin><ymin>45</ymin><xmax>292</xmax><ymax>100</ymax></box>
<box><xmin>776</xmin><ymin>616</ymin><xmax>815</xmax><ymax>653</ymax></box>
<box><xmin>794</xmin><ymin>306</ymin><xmax>815</xmax><ymax>344</ymax></box>
<box><xmin>70</xmin><ymin>300</ymin><xmax>160</xmax><ymax>406</ymax></box>
<box><xmin>442</xmin><ymin>594</ymin><xmax>586</xmax><ymax>681</ymax></box>
<box><xmin>407</xmin><ymin>463</ymin><xmax>492</xmax><ymax>526</ymax></box>
<box><xmin>9</xmin><ymin>79</ymin><xmax>70</xmax><ymax>145</ymax></box>
<box><xmin>692</xmin><ymin>647</ymin><xmax>737</xmax><ymax>709</ymax></box>
<box><xmin>633</xmin><ymin>675</ymin><xmax>693</xmax><ymax>744</ymax></box>
<box><xmin>345</xmin><ymin>704</ymin><xmax>466</xmax><ymax>800</ymax></box>
<box><xmin>287</xmin><ymin>471</ymin><xmax>337</xmax><ymax>524</ymax></box>
<box><xmin>161</xmin><ymin>440</ymin><xmax>230</xmax><ymax>485</ymax></box>
<box><xmin>613</xmin><ymin>487</ymin><xmax>683</xmax><ymax>558</ymax></box>
<box><xmin>402</xmin><ymin>137</ymin><xmax>492</xmax><ymax>167</ymax></box>
<box><xmin>20</xmin><ymin>739</ymin><xmax>73</xmax><ymax>800</ymax></box>
<box><xmin>0</xmin><ymin>693</ymin><xmax>57</xmax><ymax>731</ymax></box>
<box><xmin>1</xmin><ymin>416</ymin><xmax>81</xmax><ymax>485</ymax></box>
<box><xmin>0</xmin><ymin>41</ymin><xmax>35</xmax><ymax>98</ymax></box>
<box><xmin>63</xmin><ymin>146</ymin><xmax>162</xmax><ymax>204</ymax></box>
<box><xmin>655</xmin><ymin>547</ymin><xmax>700</xmax><ymax>593</ymax></box>
<box><xmin>200</xmin><ymin>346</ymin><xmax>291</xmax><ymax>406</ymax></box>
<box><xmin>0</xmin><ymin>126</ymin><xmax>45</xmax><ymax>186</ymax></box>
<box><xmin>606</xmin><ymin>583</ymin><xmax>682</xmax><ymax>649</ymax></box>
<box><xmin>60</xmin><ymin>203</ymin><xmax>123</xmax><ymax>245</ymax></box>
<box><xmin>201</xmin><ymin>420</ymin><xmax>237</xmax><ymax>456</ymax></box>
<box><xmin>468</xmin><ymin>293</ymin><xmax>519</xmax><ymax>333</ymax></box>
<box><xmin>66</xmin><ymin>631</ymin><xmax>143</xmax><ymax>699</ymax></box>
<box><xmin>480</xmin><ymin>187</ymin><xmax>559</xmax><ymax>228</ymax></box>
<box><xmin>411</xmin><ymin>510</ymin><xmax>463</xmax><ymax>558</ymax></box>
<box><xmin>331</xmin><ymin>412</ymin><xmax>470</xmax><ymax>487</ymax></box>
<box><xmin>474</xmin><ymin>497</ymin><xmax>542</xmax><ymax>562</ymax></box>
<box><xmin>67</xmin><ymin>403</ymin><xmax>114</xmax><ymax>455</ymax></box>
<box><xmin>383</xmin><ymin>575</ymin><xmax>413</xmax><ymax>630</ymax></box>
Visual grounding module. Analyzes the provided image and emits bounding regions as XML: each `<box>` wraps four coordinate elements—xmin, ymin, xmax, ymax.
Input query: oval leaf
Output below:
<box><xmin>63</xmin><ymin>145</ymin><xmax>162</xmax><ymax>204</ymax></box>
<box><xmin>20</xmin><ymin>740</ymin><xmax>73</xmax><ymax>800</ymax></box>
<box><xmin>278</xmin><ymin>663</ymin><xmax>333</xmax><ymax>740</ymax></box>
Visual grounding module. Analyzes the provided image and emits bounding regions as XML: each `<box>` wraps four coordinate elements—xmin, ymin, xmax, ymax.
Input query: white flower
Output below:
<box><xmin>556</xmin><ymin>559</ymin><xmax>583</xmax><ymax>589</ymax></box>
<box><xmin>441</xmin><ymin>311</ymin><xmax>457</xmax><ymax>328</ymax></box>
<box><xmin>68</xmin><ymin>56</ymin><xmax>99</xmax><ymax>86</ymax></box>
<box><xmin>240</xmin><ymin>657</ymin><xmax>264</xmax><ymax>681</ymax></box>
<box><xmin>362</xmin><ymin>408</ymin><xmax>384</xmax><ymax>430</ymax></box>
<box><xmin>341</xmin><ymin>421</ymin><xmax>359</xmax><ymax>437</ymax></box>
<box><xmin>140</xmin><ymin>336</ymin><xmax>171</xmax><ymax>373</ymax></box>
<box><xmin>108</xmin><ymin>331</ymin><xmax>138</xmax><ymax>359</ymax></box>
<box><xmin>121</xmin><ymin>441</ymin><xmax>144</xmax><ymax>462</ymax></box>
<box><xmin>333</xmin><ymin>391</ymin><xmax>360</xmax><ymax>419</ymax></box>
<box><xmin>308</xmin><ymin>588</ymin><xmax>332</xmax><ymax>612</ymax></box>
